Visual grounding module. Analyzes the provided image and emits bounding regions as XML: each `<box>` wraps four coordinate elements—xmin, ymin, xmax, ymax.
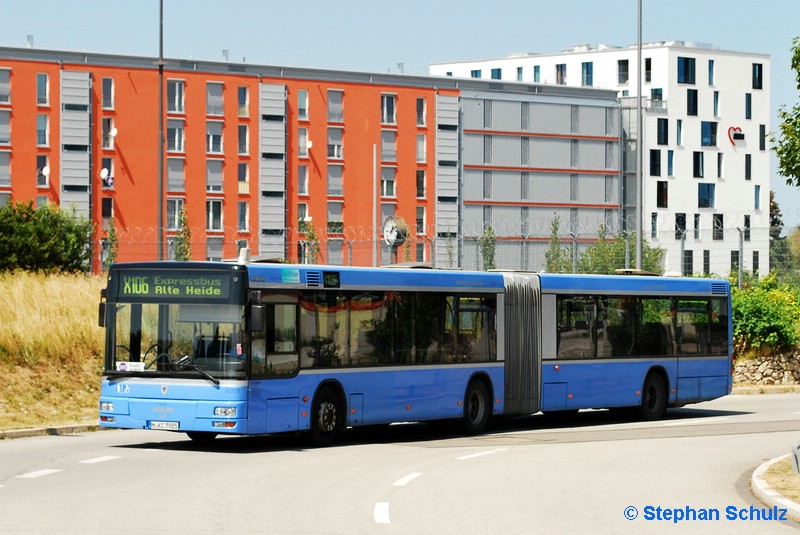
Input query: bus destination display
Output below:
<box><xmin>118</xmin><ymin>272</ymin><xmax>231</xmax><ymax>299</ymax></box>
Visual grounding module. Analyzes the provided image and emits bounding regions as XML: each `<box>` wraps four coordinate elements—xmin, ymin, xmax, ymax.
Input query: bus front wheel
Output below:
<box><xmin>462</xmin><ymin>380</ymin><xmax>490</xmax><ymax>434</ymax></box>
<box><xmin>638</xmin><ymin>373</ymin><xmax>667</xmax><ymax>421</ymax></box>
<box><xmin>310</xmin><ymin>386</ymin><xmax>343</xmax><ymax>447</ymax></box>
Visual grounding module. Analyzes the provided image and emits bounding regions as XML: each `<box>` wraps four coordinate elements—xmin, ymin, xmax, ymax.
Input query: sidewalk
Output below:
<box><xmin>751</xmin><ymin>454</ymin><xmax>800</xmax><ymax>523</ymax></box>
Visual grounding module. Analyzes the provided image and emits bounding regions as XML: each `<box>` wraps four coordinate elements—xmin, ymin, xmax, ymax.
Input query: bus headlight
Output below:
<box><xmin>100</xmin><ymin>402</ymin><xmax>114</xmax><ymax>412</ymax></box>
<box><xmin>214</xmin><ymin>407</ymin><xmax>236</xmax><ymax>417</ymax></box>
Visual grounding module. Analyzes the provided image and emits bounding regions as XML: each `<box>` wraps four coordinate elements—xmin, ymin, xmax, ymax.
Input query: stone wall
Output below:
<box><xmin>734</xmin><ymin>352</ymin><xmax>800</xmax><ymax>385</ymax></box>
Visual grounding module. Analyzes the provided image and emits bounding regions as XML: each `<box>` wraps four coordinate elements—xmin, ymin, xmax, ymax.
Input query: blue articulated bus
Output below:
<box><xmin>98</xmin><ymin>261</ymin><xmax>732</xmax><ymax>446</ymax></box>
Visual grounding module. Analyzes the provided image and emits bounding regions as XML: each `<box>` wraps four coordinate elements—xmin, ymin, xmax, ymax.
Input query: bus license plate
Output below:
<box><xmin>151</xmin><ymin>421</ymin><xmax>179</xmax><ymax>431</ymax></box>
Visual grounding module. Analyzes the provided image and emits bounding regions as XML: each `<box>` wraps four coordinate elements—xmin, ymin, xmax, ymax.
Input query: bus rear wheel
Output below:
<box><xmin>309</xmin><ymin>386</ymin><xmax>343</xmax><ymax>447</ymax></box>
<box><xmin>462</xmin><ymin>380</ymin><xmax>490</xmax><ymax>434</ymax></box>
<box><xmin>638</xmin><ymin>373</ymin><xmax>667</xmax><ymax>421</ymax></box>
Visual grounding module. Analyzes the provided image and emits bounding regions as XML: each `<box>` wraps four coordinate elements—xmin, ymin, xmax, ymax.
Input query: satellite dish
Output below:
<box><xmin>109</xmin><ymin>127</ymin><xmax>118</xmax><ymax>138</ymax></box>
<box><xmin>306</xmin><ymin>140</ymin><xmax>313</xmax><ymax>149</ymax></box>
<box><xmin>382</xmin><ymin>216</ymin><xmax>408</xmax><ymax>247</ymax></box>
<box><xmin>42</xmin><ymin>165</ymin><xmax>50</xmax><ymax>177</ymax></box>
<box><xmin>100</xmin><ymin>168</ymin><xmax>109</xmax><ymax>179</ymax></box>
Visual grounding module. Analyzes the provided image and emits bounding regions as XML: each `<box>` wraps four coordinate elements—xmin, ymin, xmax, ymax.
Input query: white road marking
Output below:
<box><xmin>374</xmin><ymin>502</ymin><xmax>391</xmax><ymax>524</ymax></box>
<box><xmin>456</xmin><ymin>448</ymin><xmax>507</xmax><ymax>461</ymax></box>
<box><xmin>79</xmin><ymin>456</ymin><xmax>120</xmax><ymax>464</ymax></box>
<box><xmin>393</xmin><ymin>472</ymin><xmax>423</xmax><ymax>487</ymax></box>
<box><xmin>662</xmin><ymin>417</ymin><xmax>729</xmax><ymax>427</ymax></box>
<box><xmin>16</xmin><ymin>469</ymin><xmax>62</xmax><ymax>479</ymax></box>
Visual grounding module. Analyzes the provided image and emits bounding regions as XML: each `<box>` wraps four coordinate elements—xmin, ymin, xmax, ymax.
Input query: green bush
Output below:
<box><xmin>0</xmin><ymin>201</ymin><xmax>93</xmax><ymax>273</ymax></box>
<box><xmin>731</xmin><ymin>272</ymin><xmax>800</xmax><ymax>354</ymax></box>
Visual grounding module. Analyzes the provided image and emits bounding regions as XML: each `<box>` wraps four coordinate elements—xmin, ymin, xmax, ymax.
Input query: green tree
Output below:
<box><xmin>771</xmin><ymin>36</ymin><xmax>800</xmax><ymax>186</ymax></box>
<box><xmin>305</xmin><ymin>220</ymin><xmax>321</xmax><ymax>264</ymax></box>
<box><xmin>731</xmin><ymin>272</ymin><xmax>800</xmax><ymax>355</ymax></box>
<box><xmin>102</xmin><ymin>217</ymin><xmax>119</xmax><ymax>271</ymax></box>
<box><xmin>0</xmin><ymin>201</ymin><xmax>92</xmax><ymax>272</ymax></box>
<box><xmin>173</xmin><ymin>208</ymin><xmax>192</xmax><ymax>261</ymax></box>
<box><xmin>545</xmin><ymin>214</ymin><xmax>570</xmax><ymax>273</ymax></box>
<box><xmin>478</xmin><ymin>224</ymin><xmax>496</xmax><ymax>270</ymax></box>
<box><xmin>577</xmin><ymin>227</ymin><xmax>664</xmax><ymax>275</ymax></box>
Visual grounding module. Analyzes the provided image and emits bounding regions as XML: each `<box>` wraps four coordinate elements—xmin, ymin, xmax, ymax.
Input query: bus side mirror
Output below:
<box><xmin>98</xmin><ymin>302</ymin><xmax>106</xmax><ymax>328</ymax></box>
<box><xmin>250</xmin><ymin>304</ymin><xmax>265</xmax><ymax>333</ymax></box>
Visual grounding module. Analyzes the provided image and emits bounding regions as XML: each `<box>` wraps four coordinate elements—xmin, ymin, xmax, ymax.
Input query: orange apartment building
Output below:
<box><xmin>0</xmin><ymin>47</ymin><xmax>621</xmax><ymax>273</ymax></box>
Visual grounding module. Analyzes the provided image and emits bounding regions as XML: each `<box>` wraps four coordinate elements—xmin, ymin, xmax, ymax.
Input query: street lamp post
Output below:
<box><xmin>156</xmin><ymin>0</ymin><xmax>165</xmax><ymax>260</ymax></box>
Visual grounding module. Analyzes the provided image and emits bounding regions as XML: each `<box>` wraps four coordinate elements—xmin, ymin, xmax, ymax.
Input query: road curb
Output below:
<box><xmin>0</xmin><ymin>423</ymin><xmax>100</xmax><ymax>440</ymax></box>
<box><xmin>751</xmin><ymin>454</ymin><xmax>800</xmax><ymax>523</ymax></box>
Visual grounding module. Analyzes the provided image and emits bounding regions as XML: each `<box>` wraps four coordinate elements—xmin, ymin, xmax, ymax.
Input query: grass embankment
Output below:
<box><xmin>0</xmin><ymin>271</ymin><xmax>105</xmax><ymax>430</ymax></box>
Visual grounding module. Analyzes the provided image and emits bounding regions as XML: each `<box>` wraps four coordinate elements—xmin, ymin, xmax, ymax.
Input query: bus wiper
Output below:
<box><xmin>174</xmin><ymin>356</ymin><xmax>220</xmax><ymax>385</ymax></box>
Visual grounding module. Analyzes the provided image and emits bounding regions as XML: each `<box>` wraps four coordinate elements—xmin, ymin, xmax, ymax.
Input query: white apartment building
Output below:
<box><xmin>431</xmin><ymin>41</ymin><xmax>770</xmax><ymax>277</ymax></box>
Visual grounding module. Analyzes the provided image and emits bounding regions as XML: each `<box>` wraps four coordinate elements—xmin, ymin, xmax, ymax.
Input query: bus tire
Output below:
<box><xmin>462</xmin><ymin>379</ymin><xmax>490</xmax><ymax>434</ymax></box>
<box><xmin>310</xmin><ymin>386</ymin><xmax>343</xmax><ymax>447</ymax></box>
<box><xmin>638</xmin><ymin>373</ymin><xmax>667</xmax><ymax>421</ymax></box>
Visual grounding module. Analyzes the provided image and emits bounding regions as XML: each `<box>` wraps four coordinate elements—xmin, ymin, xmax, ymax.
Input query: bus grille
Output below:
<box><xmin>306</xmin><ymin>271</ymin><xmax>322</xmax><ymax>287</ymax></box>
<box><xmin>710</xmin><ymin>282</ymin><xmax>727</xmax><ymax>295</ymax></box>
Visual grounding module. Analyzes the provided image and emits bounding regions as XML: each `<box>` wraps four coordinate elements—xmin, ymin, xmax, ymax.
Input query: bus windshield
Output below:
<box><xmin>109</xmin><ymin>302</ymin><xmax>247</xmax><ymax>379</ymax></box>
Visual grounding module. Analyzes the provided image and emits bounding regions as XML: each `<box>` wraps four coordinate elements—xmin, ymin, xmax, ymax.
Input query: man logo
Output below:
<box><xmin>161</xmin><ymin>385</ymin><xmax>168</xmax><ymax>395</ymax></box>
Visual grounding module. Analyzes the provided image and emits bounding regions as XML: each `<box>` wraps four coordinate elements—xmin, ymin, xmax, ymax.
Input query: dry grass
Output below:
<box><xmin>763</xmin><ymin>457</ymin><xmax>800</xmax><ymax>503</ymax></box>
<box><xmin>0</xmin><ymin>271</ymin><xmax>105</xmax><ymax>429</ymax></box>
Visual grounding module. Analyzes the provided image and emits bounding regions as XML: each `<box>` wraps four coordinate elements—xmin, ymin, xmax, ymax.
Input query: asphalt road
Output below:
<box><xmin>1</xmin><ymin>393</ymin><xmax>799</xmax><ymax>534</ymax></box>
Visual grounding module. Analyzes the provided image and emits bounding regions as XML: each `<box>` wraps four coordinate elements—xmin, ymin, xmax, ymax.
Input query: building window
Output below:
<box><xmin>645</xmin><ymin>57</ymin><xmax>652</xmax><ymax>82</ymax></box>
<box><xmin>745</xmin><ymin>154</ymin><xmax>752</xmax><ymax>180</ymax></box>
<box><xmin>167</xmin><ymin>80</ymin><xmax>185</xmax><ymax>113</ymax></box>
<box><xmin>298</xmin><ymin>89</ymin><xmax>308</xmax><ymax>120</ymax></box>
<box><xmin>0</xmin><ymin>69</ymin><xmax>9</xmax><ymax>103</ymax></box>
<box><xmin>381</xmin><ymin>130</ymin><xmax>397</xmax><ymax>162</ymax></box>
<box><xmin>657</xmin><ymin>118</ymin><xmax>668</xmax><ymax>145</ymax></box>
<box><xmin>703</xmin><ymin>250</ymin><xmax>710</xmax><ymax>275</ymax></box>
<box><xmin>235</xmin><ymin>161</ymin><xmax>248</xmax><ymax>184</ymax></box>
<box><xmin>102</xmin><ymin>117</ymin><xmax>115</xmax><ymax>149</ymax></box>
<box><xmin>687</xmin><ymin>89</ymin><xmax>698</xmax><ymax>116</ymax></box>
<box><xmin>207</xmin><ymin>82</ymin><xmax>223</xmax><ymax>115</ymax></box>
<box><xmin>656</xmin><ymin>181</ymin><xmax>668</xmax><ymax>208</ymax></box>
<box><xmin>701</xmin><ymin>121</ymin><xmax>717</xmax><ymax>147</ymax></box>
<box><xmin>745</xmin><ymin>93</ymin><xmax>752</xmax><ymax>119</ymax></box>
<box><xmin>166</xmin><ymin>198</ymin><xmax>184</xmax><ymax>230</ymax></box>
<box><xmin>0</xmin><ymin>151</ymin><xmax>9</xmax><ymax>187</ymax></box>
<box><xmin>298</xmin><ymin>127</ymin><xmax>309</xmax><ymax>158</ymax></box>
<box><xmin>238</xmin><ymin>201</ymin><xmax>248</xmax><ymax>231</ymax></box>
<box><xmin>470</xmin><ymin>69</ymin><xmax>481</xmax><ymax>78</ymax></box>
<box><xmin>36</xmin><ymin>73</ymin><xmax>48</xmax><ymax>105</ymax></box>
<box><xmin>755</xmin><ymin>185</ymin><xmax>761</xmax><ymax>210</ymax></box>
<box><xmin>683</xmin><ymin>250</ymin><xmax>693</xmax><ymax>276</ymax></box>
<box><xmin>693</xmin><ymin>152</ymin><xmax>704</xmax><ymax>178</ymax></box>
<box><xmin>649</xmin><ymin>149</ymin><xmax>661</xmax><ymax>176</ymax></box>
<box><xmin>760</xmin><ymin>124</ymin><xmax>767</xmax><ymax>151</ymax></box>
<box><xmin>618</xmin><ymin>59</ymin><xmax>629</xmax><ymax>84</ymax></box>
<box><xmin>717</xmin><ymin>153</ymin><xmax>724</xmax><ymax>179</ymax></box>
<box><xmin>101</xmin><ymin>156</ymin><xmax>114</xmax><ymax>189</ymax></box>
<box><xmin>298</xmin><ymin>164</ymin><xmax>308</xmax><ymax>195</ymax></box>
<box><xmin>102</xmin><ymin>77</ymin><xmax>114</xmax><ymax>109</ymax></box>
<box><xmin>698</xmin><ymin>183</ymin><xmax>715</xmax><ymax>208</ymax></box>
<box><xmin>206</xmin><ymin>160</ymin><xmax>223</xmax><ymax>192</ymax></box>
<box><xmin>416</xmin><ymin>169</ymin><xmax>425</xmax><ymax>198</ymax></box>
<box><xmin>677</xmin><ymin>57</ymin><xmax>696</xmax><ymax>84</ymax></box>
<box><xmin>694</xmin><ymin>213</ymin><xmax>701</xmax><ymax>239</ymax></box>
<box><xmin>167</xmin><ymin>119</ymin><xmax>185</xmax><ymax>151</ymax></box>
<box><xmin>676</xmin><ymin>119</ymin><xmax>683</xmax><ymax>145</ymax></box>
<box><xmin>327</xmin><ymin>90</ymin><xmax>343</xmax><ymax>122</ymax></box>
<box><xmin>533</xmin><ymin>65</ymin><xmax>540</xmax><ymax>83</ymax></box>
<box><xmin>0</xmin><ymin>110</ymin><xmax>9</xmax><ymax>145</ymax></box>
<box><xmin>651</xmin><ymin>213</ymin><xmax>658</xmax><ymax>239</ymax></box>
<box><xmin>708</xmin><ymin>60</ymin><xmax>715</xmax><ymax>85</ymax></box>
<box><xmin>416</xmin><ymin>97</ymin><xmax>426</xmax><ymax>126</ymax></box>
<box><xmin>36</xmin><ymin>154</ymin><xmax>48</xmax><ymax>187</ymax></box>
<box><xmin>36</xmin><ymin>114</ymin><xmax>48</xmax><ymax>146</ymax></box>
<box><xmin>416</xmin><ymin>133</ymin><xmax>426</xmax><ymax>163</ymax></box>
<box><xmin>206</xmin><ymin>199</ymin><xmax>223</xmax><ymax>231</ymax></box>
<box><xmin>327</xmin><ymin>202</ymin><xmax>343</xmax><ymax>234</ymax></box>
<box><xmin>753</xmin><ymin>250</ymin><xmax>759</xmax><ymax>273</ymax></box>
<box><xmin>381</xmin><ymin>167</ymin><xmax>396</xmax><ymax>197</ymax></box>
<box><xmin>556</xmin><ymin>64</ymin><xmax>567</xmax><ymax>85</ymax></box>
<box><xmin>744</xmin><ymin>214</ymin><xmax>751</xmax><ymax>241</ymax></box>
<box><xmin>753</xmin><ymin>63</ymin><xmax>763</xmax><ymax>89</ymax></box>
<box><xmin>327</xmin><ymin>164</ymin><xmax>343</xmax><ymax>196</ymax></box>
<box><xmin>675</xmin><ymin>213</ymin><xmax>687</xmax><ymax>240</ymax></box>
<box><xmin>491</xmin><ymin>68</ymin><xmax>502</xmax><ymax>80</ymax></box>
<box><xmin>327</xmin><ymin>127</ymin><xmax>343</xmax><ymax>159</ymax></box>
<box><xmin>167</xmin><ymin>158</ymin><xmax>185</xmax><ymax>192</ymax></box>
<box><xmin>713</xmin><ymin>214</ymin><xmax>724</xmax><ymax>241</ymax></box>
<box><xmin>581</xmin><ymin>62</ymin><xmax>593</xmax><ymax>86</ymax></box>
<box><xmin>516</xmin><ymin>67</ymin><xmax>523</xmax><ymax>81</ymax></box>
<box><xmin>416</xmin><ymin>206</ymin><xmax>426</xmax><ymax>235</ymax></box>
<box><xmin>713</xmin><ymin>91</ymin><xmax>719</xmax><ymax>116</ymax></box>
<box><xmin>297</xmin><ymin>203</ymin><xmax>308</xmax><ymax>232</ymax></box>
<box><xmin>238</xmin><ymin>124</ymin><xmax>248</xmax><ymax>154</ymax></box>
<box><xmin>381</xmin><ymin>94</ymin><xmax>396</xmax><ymax>124</ymax></box>
<box><xmin>237</xmin><ymin>86</ymin><xmax>248</xmax><ymax>116</ymax></box>
<box><xmin>667</xmin><ymin>150</ymin><xmax>674</xmax><ymax>176</ymax></box>
<box><xmin>207</xmin><ymin>121</ymin><xmax>223</xmax><ymax>153</ymax></box>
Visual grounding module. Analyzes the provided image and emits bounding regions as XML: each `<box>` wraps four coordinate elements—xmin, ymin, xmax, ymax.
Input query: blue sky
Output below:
<box><xmin>5</xmin><ymin>0</ymin><xmax>800</xmax><ymax>228</ymax></box>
